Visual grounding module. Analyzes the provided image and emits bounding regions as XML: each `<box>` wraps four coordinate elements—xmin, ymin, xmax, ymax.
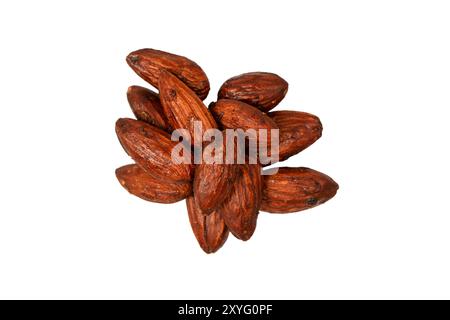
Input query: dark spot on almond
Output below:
<box><xmin>128</xmin><ymin>55</ymin><xmax>139</xmax><ymax>64</ymax></box>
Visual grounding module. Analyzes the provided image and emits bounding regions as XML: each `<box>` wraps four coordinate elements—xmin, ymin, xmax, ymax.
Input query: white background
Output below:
<box><xmin>0</xmin><ymin>0</ymin><xmax>449</xmax><ymax>299</ymax></box>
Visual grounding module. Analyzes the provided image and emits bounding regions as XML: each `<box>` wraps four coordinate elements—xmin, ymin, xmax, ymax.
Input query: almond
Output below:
<box><xmin>127</xmin><ymin>85</ymin><xmax>169</xmax><ymax>131</ymax></box>
<box><xmin>261</xmin><ymin>167</ymin><xmax>339</xmax><ymax>213</ymax></box>
<box><xmin>115</xmin><ymin>118</ymin><xmax>193</xmax><ymax>183</ymax></box>
<box><xmin>126</xmin><ymin>48</ymin><xmax>210</xmax><ymax>100</ymax></box>
<box><xmin>218</xmin><ymin>72</ymin><xmax>288</xmax><ymax>112</ymax></box>
<box><xmin>186</xmin><ymin>196</ymin><xmax>229</xmax><ymax>253</ymax></box>
<box><xmin>116</xmin><ymin>164</ymin><xmax>191</xmax><ymax>203</ymax></box>
<box><xmin>210</xmin><ymin>98</ymin><xmax>278</xmax><ymax>141</ymax></box>
<box><xmin>219</xmin><ymin>164</ymin><xmax>262</xmax><ymax>241</ymax></box>
<box><xmin>267</xmin><ymin>111</ymin><xmax>322</xmax><ymax>162</ymax></box>
<box><xmin>193</xmin><ymin>135</ymin><xmax>239</xmax><ymax>214</ymax></box>
<box><xmin>210</xmin><ymin>99</ymin><xmax>277</xmax><ymax>131</ymax></box>
<box><xmin>159</xmin><ymin>69</ymin><xmax>217</xmax><ymax>143</ymax></box>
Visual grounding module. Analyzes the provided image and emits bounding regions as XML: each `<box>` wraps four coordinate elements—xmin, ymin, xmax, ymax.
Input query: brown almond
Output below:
<box><xmin>261</xmin><ymin>167</ymin><xmax>339</xmax><ymax>213</ymax></box>
<box><xmin>186</xmin><ymin>196</ymin><xmax>229</xmax><ymax>253</ymax></box>
<box><xmin>115</xmin><ymin>118</ymin><xmax>193</xmax><ymax>183</ymax></box>
<box><xmin>210</xmin><ymin>98</ymin><xmax>278</xmax><ymax>139</ymax></box>
<box><xmin>193</xmin><ymin>135</ymin><xmax>239</xmax><ymax>214</ymax></box>
<box><xmin>127</xmin><ymin>85</ymin><xmax>169</xmax><ymax>131</ymax></box>
<box><xmin>219</xmin><ymin>164</ymin><xmax>262</xmax><ymax>241</ymax></box>
<box><xmin>267</xmin><ymin>111</ymin><xmax>322</xmax><ymax>162</ymax></box>
<box><xmin>159</xmin><ymin>69</ymin><xmax>217</xmax><ymax>143</ymax></box>
<box><xmin>116</xmin><ymin>164</ymin><xmax>191</xmax><ymax>203</ymax></box>
<box><xmin>210</xmin><ymin>99</ymin><xmax>278</xmax><ymax>131</ymax></box>
<box><xmin>126</xmin><ymin>48</ymin><xmax>210</xmax><ymax>100</ymax></box>
<box><xmin>194</xmin><ymin>162</ymin><xmax>237</xmax><ymax>214</ymax></box>
<box><xmin>218</xmin><ymin>72</ymin><xmax>288</xmax><ymax>112</ymax></box>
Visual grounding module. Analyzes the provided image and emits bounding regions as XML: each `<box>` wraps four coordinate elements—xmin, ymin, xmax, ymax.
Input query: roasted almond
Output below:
<box><xmin>193</xmin><ymin>135</ymin><xmax>239</xmax><ymax>214</ymax></box>
<box><xmin>186</xmin><ymin>196</ymin><xmax>229</xmax><ymax>253</ymax></box>
<box><xmin>115</xmin><ymin>118</ymin><xmax>193</xmax><ymax>183</ymax></box>
<box><xmin>218</xmin><ymin>72</ymin><xmax>288</xmax><ymax>112</ymax></box>
<box><xmin>219</xmin><ymin>164</ymin><xmax>262</xmax><ymax>241</ymax></box>
<box><xmin>261</xmin><ymin>167</ymin><xmax>339</xmax><ymax>213</ymax></box>
<box><xmin>210</xmin><ymin>98</ymin><xmax>278</xmax><ymax>143</ymax></box>
<box><xmin>210</xmin><ymin>99</ymin><xmax>278</xmax><ymax>163</ymax></box>
<box><xmin>267</xmin><ymin>111</ymin><xmax>322</xmax><ymax>162</ymax></box>
<box><xmin>159</xmin><ymin>69</ymin><xmax>217</xmax><ymax>143</ymax></box>
<box><xmin>210</xmin><ymin>99</ymin><xmax>278</xmax><ymax>131</ymax></box>
<box><xmin>126</xmin><ymin>48</ymin><xmax>210</xmax><ymax>100</ymax></box>
<box><xmin>116</xmin><ymin>164</ymin><xmax>191</xmax><ymax>203</ymax></box>
<box><xmin>194</xmin><ymin>161</ymin><xmax>238</xmax><ymax>214</ymax></box>
<box><xmin>127</xmin><ymin>85</ymin><xmax>169</xmax><ymax>131</ymax></box>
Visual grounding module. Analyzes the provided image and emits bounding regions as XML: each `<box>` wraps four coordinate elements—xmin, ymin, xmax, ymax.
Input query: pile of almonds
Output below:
<box><xmin>115</xmin><ymin>48</ymin><xmax>339</xmax><ymax>253</ymax></box>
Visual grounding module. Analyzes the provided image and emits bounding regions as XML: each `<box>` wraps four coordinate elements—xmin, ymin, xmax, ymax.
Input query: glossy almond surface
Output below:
<box><xmin>116</xmin><ymin>164</ymin><xmax>191</xmax><ymax>203</ymax></box>
<box><xmin>268</xmin><ymin>110</ymin><xmax>322</xmax><ymax>162</ymax></box>
<box><xmin>159</xmin><ymin>69</ymin><xmax>217</xmax><ymax>143</ymax></box>
<box><xmin>210</xmin><ymin>99</ymin><xmax>277</xmax><ymax>130</ymax></box>
<box><xmin>261</xmin><ymin>167</ymin><xmax>339</xmax><ymax>213</ymax></box>
<box><xmin>219</xmin><ymin>164</ymin><xmax>262</xmax><ymax>240</ymax></box>
<box><xmin>127</xmin><ymin>85</ymin><xmax>169</xmax><ymax>131</ymax></box>
<box><xmin>115</xmin><ymin>118</ymin><xmax>193</xmax><ymax>183</ymax></box>
<box><xmin>186</xmin><ymin>196</ymin><xmax>229</xmax><ymax>253</ymax></box>
<box><xmin>218</xmin><ymin>72</ymin><xmax>288</xmax><ymax>112</ymax></box>
<box><xmin>126</xmin><ymin>48</ymin><xmax>210</xmax><ymax>100</ymax></box>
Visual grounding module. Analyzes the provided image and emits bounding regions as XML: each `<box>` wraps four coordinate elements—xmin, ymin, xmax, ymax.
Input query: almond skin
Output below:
<box><xmin>126</xmin><ymin>48</ymin><xmax>210</xmax><ymax>100</ymax></box>
<box><xmin>219</xmin><ymin>164</ymin><xmax>262</xmax><ymax>241</ymax></box>
<box><xmin>193</xmin><ymin>135</ymin><xmax>239</xmax><ymax>214</ymax></box>
<box><xmin>210</xmin><ymin>99</ymin><xmax>278</xmax><ymax>131</ymax></box>
<box><xmin>261</xmin><ymin>167</ymin><xmax>339</xmax><ymax>213</ymax></box>
<box><xmin>209</xmin><ymin>99</ymin><xmax>278</xmax><ymax>143</ymax></box>
<box><xmin>115</xmin><ymin>118</ymin><xmax>193</xmax><ymax>183</ymax></box>
<box><xmin>218</xmin><ymin>72</ymin><xmax>288</xmax><ymax>112</ymax></box>
<box><xmin>186</xmin><ymin>196</ymin><xmax>229</xmax><ymax>253</ymax></box>
<box><xmin>159</xmin><ymin>69</ymin><xmax>217</xmax><ymax>143</ymax></box>
<box><xmin>210</xmin><ymin>99</ymin><xmax>278</xmax><ymax>163</ymax></box>
<box><xmin>116</xmin><ymin>164</ymin><xmax>191</xmax><ymax>203</ymax></box>
<box><xmin>267</xmin><ymin>111</ymin><xmax>322</xmax><ymax>162</ymax></box>
<box><xmin>127</xmin><ymin>85</ymin><xmax>169</xmax><ymax>131</ymax></box>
